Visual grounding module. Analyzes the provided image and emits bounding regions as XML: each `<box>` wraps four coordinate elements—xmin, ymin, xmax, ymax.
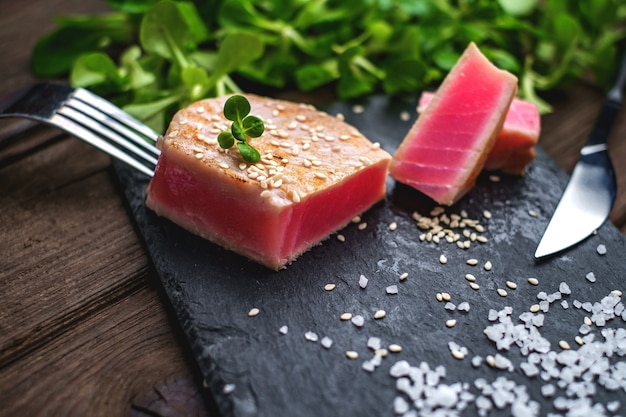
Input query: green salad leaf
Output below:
<box><xmin>32</xmin><ymin>0</ymin><xmax>626</xmax><ymax>131</ymax></box>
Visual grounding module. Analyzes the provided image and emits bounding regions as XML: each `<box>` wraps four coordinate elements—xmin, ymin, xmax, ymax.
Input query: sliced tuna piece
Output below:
<box><xmin>145</xmin><ymin>94</ymin><xmax>391</xmax><ymax>270</ymax></box>
<box><xmin>389</xmin><ymin>42</ymin><xmax>518</xmax><ymax>205</ymax></box>
<box><xmin>418</xmin><ymin>91</ymin><xmax>540</xmax><ymax>175</ymax></box>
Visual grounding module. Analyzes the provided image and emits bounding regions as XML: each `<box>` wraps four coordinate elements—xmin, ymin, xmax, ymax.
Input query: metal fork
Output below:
<box><xmin>0</xmin><ymin>82</ymin><xmax>160</xmax><ymax>176</ymax></box>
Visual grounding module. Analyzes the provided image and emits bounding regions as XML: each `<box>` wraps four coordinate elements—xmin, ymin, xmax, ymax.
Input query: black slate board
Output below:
<box><xmin>113</xmin><ymin>95</ymin><xmax>626</xmax><ymax>417</ymax></box>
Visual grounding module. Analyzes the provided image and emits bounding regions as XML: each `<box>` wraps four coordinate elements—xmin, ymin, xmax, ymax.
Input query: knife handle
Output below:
<box><xmin>583</xmin><ymin>50</ymin><xmax>626</xmax><ymax>151</ymax></box>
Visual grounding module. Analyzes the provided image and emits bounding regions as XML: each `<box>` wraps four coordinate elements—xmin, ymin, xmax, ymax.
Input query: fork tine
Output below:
<box><xmin>51</xmin><ymin>113</ymin><xmax>155</xmax><ymax>177</ymax></box>
<box><xmin>56</xmin><ymin>106</ymin><xmax>159</xmax><ymax>167</ymax></box>
<box><xmin>73</xmin><ymin>88</ymin><xmax>159</xmax><ymax>141</ymax></box>
<box><xmin>64</xmin><ymin>98</ymin><xmax>161</xmax><ymax>158</ymax></box>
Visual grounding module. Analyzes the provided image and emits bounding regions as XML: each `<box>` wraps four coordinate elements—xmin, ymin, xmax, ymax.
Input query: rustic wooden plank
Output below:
<box><xmin>0</xmin><ymin>138</ymin><xmax>150</xmax><ymax>364</ymax></box>
<box><xmin>0</xmin><ymin>285</ymin><xmax>213</xmax><ymax>417</ymax></box>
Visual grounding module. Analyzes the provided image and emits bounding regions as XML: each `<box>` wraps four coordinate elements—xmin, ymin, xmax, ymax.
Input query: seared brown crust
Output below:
<box><xmin>157</xmin><ymin>94</ymin><xmax>392</xmax><ymax>208</ymax></box>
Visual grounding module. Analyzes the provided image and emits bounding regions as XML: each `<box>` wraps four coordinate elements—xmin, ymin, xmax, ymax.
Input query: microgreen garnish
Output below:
<box><xmin>217</xmin><ymin>95</ymin><xmax>263</xmax><ymax>164</ymax></box>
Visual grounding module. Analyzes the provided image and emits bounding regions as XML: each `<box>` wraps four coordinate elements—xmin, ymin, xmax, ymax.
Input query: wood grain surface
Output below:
<box><xmin>0</xmin><ymin>2</ymin><xmax>625</xmax><ymax>417</ymax></box>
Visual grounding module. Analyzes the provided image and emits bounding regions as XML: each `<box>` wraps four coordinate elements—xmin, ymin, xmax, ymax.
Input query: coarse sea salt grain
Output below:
<box><xmin>597</xmin><ymin>244</ymin><xmax>607</xmax><ymax>255</ymax></box>
<box><xmin>304</xmin><ymin>331</ymin><xmax>318</xmax><ymax>342</ymax></box>
<box><xmin>586</xmin><ymin>272</ymin><xmax>597</xmax><ymax>283</ymax></box>
<box><xmin>279</xmin><ymin>325</ymin><xmax>288</xmax><ymax>335</ymax></box>
<box><xmin>359</xmin><ymin>274</ymin><xmax>369</xmax><ymax>289</ymax></box>
<box><xmin>321</xmin><ymin>336</ymin><xmax>333</xmax><ymax>349</ymax></box>
<box><xmin>351</xmin><ymin>315</ymin><xmax>365</xmax><ymax>328</ymax></box>
<box><xmin>386</xmin><ymin>285</ymin><xmax>398</xmax><ymax>295</ymax></box>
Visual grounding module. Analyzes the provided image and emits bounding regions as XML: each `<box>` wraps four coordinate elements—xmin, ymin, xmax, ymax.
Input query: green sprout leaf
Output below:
<box><xmin>223</xmin><ymin>94</ymin><xmax>250</xmax><ymax>122</ymax></box>
<box><xmin>219</xmin><ymin>95</ymin><xmax>263</xmax><ymax>163</ymax></box>
<box><xmin>242</xmin><ymin>115</ymin><xmax>264</xmax><ymax>137</ymax></box>
<box><xmin>217</xmin><ymin>130</ymin><xmax>235</xmax><ymax>148</ymax></box>
<box><xmin>237</xmin><ymin>142</ymin><xmax>261</xmax><ymax>164</ymax></box>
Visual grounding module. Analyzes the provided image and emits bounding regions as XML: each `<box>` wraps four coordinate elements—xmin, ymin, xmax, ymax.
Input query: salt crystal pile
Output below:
<box><xmin>389</xmin><ymin>360</ymin><xmax>475</xmax><ymax>415</ymax></box>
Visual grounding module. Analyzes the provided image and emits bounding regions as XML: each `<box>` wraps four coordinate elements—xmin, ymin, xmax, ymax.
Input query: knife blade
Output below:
<box><xmin>535</xmin><ymin>50</ymin><xmax>626</xmax><ymax>259</ymax></box>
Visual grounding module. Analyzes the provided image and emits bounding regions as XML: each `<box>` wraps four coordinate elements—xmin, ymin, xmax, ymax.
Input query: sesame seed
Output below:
<box><xmin>575</xmin><ymin>336</ymin><xmax>585</xmax><ymax>345</ymax></box>
<box><xmin>439</xmin><ymin>254</ymin><xmax>448</xmax><ymax>264</ymax></box>
<box><xmin>296</xmin><ymin>114</ymin><xmax>307</xmax><ymax>122</ymax></box>
<box><xmin>476</xmin><ymin>236</ymin><xmax>488</xmax><ymax>243</ymax></box>
<box><xmin>559</xmin><ymin>340</ymin><xmax>571</xmax><ymax>350</ymax></box>
<box><xmin>436</xmin><ymin>293</ymin><xmax>443</xmax><ymax>302</ymax></box>
<box><xmin>352</xmin><ymin>215</ymin><xmax>361</xmax><ymax>223</ymax></box>
<box><xmin>260</xmin><ymin>190</ymin><xmax>271</xmax><ymax>198</ymax></box>
<box><xmin>324</xmin><ymin>283</ymin><xmax>336</xmax><ymax>291</ymax></box>
<box><xmin>195</xmin><ymin>153</ymin><xmax>204</xmax><ymax>159</ymax></box>
<box><xmin>290</xmin><ymin>190</ymin><xmax>301</xmax><ymax>203</ymax></box>
<box><xmin>248</xmin><ymin>308</ymin><xmax>260</xmax><ymax>317</ymax></box>
<box><xmin>196</xmin><ymin>106</ymin><xmax>205</xmax><ymax>113</ymax></box>
<box><xmin>485</xmin><ymin>355</ymin><xmax>496</xmax><ymax>367</ymax></box>
<box><xmin>446</xmin><ymin>319</ymin><xmax>457</xmax><ymax>328</ymax></box>
<box><xmin>441</xmin><ymin>292</ymin><xmax>451</xmax><ymax>301</ymax></box>
<box><xmin>484</xmin><ymin>261</ymin><xmax>492</xmax><ymax>271</ymax></box>
<box><xmin>528</xmin><ymin>209</ymin><xmax>538</xmax><ymax>217</ymax></box>
<box><xmin>466</xmin><ymin>259</ymin><xmax>478</xmax><ymax>266</ymax></box>
<box><xmin>497</xmin><ymin>288</ymin><xmax>508</xmax><ymax>297</ymax></box>
<box><xmin>400</xmin><ymin>110</ymin><xmax>411</xmax><ymax>121</ymax></box>
<box><xmin>238</xmin><ymin>162</ymin><xmax>247</xmax><ymax>170</ymax></box>
<box><xmin>527</xmin><ymin>277</ymin><xmax>539</xmax><ymax>285</ymax></box>
<box><xmin>374</xmin><ymin>310</ymin><xmax>386</xmax><ymax>319</ymax></box>
<box><xmin>352</xmin><ymin>104</ymin><xmax>365</xmax><ymax>114</ymax></box>
<box><xmin>451</xmin><ymin>350</ymin><xmax>466</xmax><ymax>360</ymax></box>
<box><xmin>583</xmin><ymin>316</ymin><xmax>592</xmax><ymax>326</ymax></box>
<box><xmin>375</xmin><ymin>348</ymin><xmax>388</xmax><ymax>357</ymax></box>
<box><xmin>336</xmin><ymin>234</ymin><xmax>345</xmax><ymax>242</ymax></box>
<box><xmin>505</xmin><ymin>281</ymin><xmax>517</xmax><ymax>289</ymax></box>
<box><xmin>388</xmin><ymin>344</ymin><xmax>402</xmax><ymax>353</ymax></box>
<box><xmin>465</xmin><ymin>274</ymin><xmax>476</xmax><ymax>282</ymax></box>
<box><xmin>399</xmin><ymin>272</ymin><xmax>408</xmax><ymax>281</ymax></box>
<box><xmin>489</xmin><ymin>174</ymin><xmax>500</xmax><ymax>182</ymax></box>
<box><xmin>483</xmin><ymin>210</ymin><xmax>492</xmax><ymax>219</ymax></box>
<box><xmin>346</xmin><ymin>351</ymin><xmax>359</xmax><ymax>359</ymax></box>
<box><xmin>389</xmin><ymin>222</ymin><xmax>397</xmax><ymax>231</ymax></box>
<box><xmin>358</xmin><ymin>222</ymin><xmax>367</xmax><ymax>230</ymax></box>
<box><xmin>340</xmin><ymin>313</ymin><xmax>352</xmax><ymax>321</ymax></box>
<box><xmin>611</xmin><ymin>289</ymin><xmax>622</xmax><ymax>297</ymax></box>
<box><xmin>469</xmin><ymin>283</ymin><xmax>480</xmax><ymax>290</ymax></box>
<box><xmin>339</xmin><ymin>134</ymin><xmax>351</xmax><ymax>141</ymax></box>
<box><xmin>529</xmin><ymin>304</ymin><xmax>540</xmax><ymax>313</ymax></box>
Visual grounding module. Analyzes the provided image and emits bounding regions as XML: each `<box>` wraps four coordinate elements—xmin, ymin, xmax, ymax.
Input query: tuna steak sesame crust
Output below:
<box><xmin>145</xmin><ymin>94</ymin><xmax>392</xmax><ymax>270</ymax></box>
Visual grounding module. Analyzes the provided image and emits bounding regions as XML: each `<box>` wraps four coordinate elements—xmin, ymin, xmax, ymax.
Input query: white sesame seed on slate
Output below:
<box><xmin>399</xmin><ymin>272</ymin><xmax>409</xmax><ymax>281</ymax></box>
<box><xmin>386</xmin><ymin>285</ymin><xmax>398</xmax><ymax>295</ymax></box>
<box><xmin>400</xmin><ymin>110</ymin><xmax>411</xmax><ymax>121</ymax></box>
<box><xmin>336</xmin><ymin>234</ymin><xmax>346</xmax><ymax>242</ymax></box>
<box><xmin>340</xmin><ymin>313</ymin><xmax>352</xmax><ymax>321</ymax></box>
<box><xmin>222</xmin><ymin>383</ymin><xmax>235</xmax><ymax>394</ymax></box>
<box><xmin>465</xmin><ymin>273</ymin><xmax>476</xmax><ymax>282</ymax></box>
<box><xmin>469</xmin><ymin>283</ymin><xmax>480</xmax><ymax>290</ymax></box>
<box><xmin>484</xmin><ymin>261</ymin><xmax>493</xmax><ymax>271</ymax></box>
<box><xmin>529</xmin><ymin>304</ymin><xmax>541</xmax><ymax>313</ymax></box>
<box><xmin>505</xmin><ymin>281</ymin><xmax>517</xmax><ymax>289</ymax></box>
<box><xmin>352</xmin><ymin>104</ymin><xmax>365</xmax><ymax>114</ymax></box>
<box><xmin>559</xmin><ymin>340</ymin><xmax>571</xmax><ymax>350</ymax></box>
<box><xmin>345</xmin><ymin>351</ymin><xmax>359</xmax><ymax>359</ymax></box>
<box><xmin>483</xmin><ymin>210</ymin><xmax>492</xmax><ymax>219</ymax></box>
<box><xmin>358</xmin><ymin>222</ymin><xmax>367</xmax><ymax>230</ymax></box>
<box><xmin>528</xmin><ymin>277</ymin><xmax>539</xmax><ymax>286</ymax></box>
<box><xmin>389</xmin><ymin>222</ymin><xmax>398</xmax><ymax>231</ymax></box>
<box><xmin>466</xmin><ymin>258</ymin><xmax>478</xmax><ymax>266</ymax></box>
<box><xmin>451</xmin><ymin>349</ymin><xmax>466</xmax><ymax>360</ymax></box>
<box><xmin>440</xmin><ymin>254</ymin><xmax>448</xmax><ymax>264</ymax></box>
<box><xmin>374</xmin><ymin>310</ymin><xmax>386</xmax><ymax>319</ymax></box>
<box><xmin>596</xmin><ymin>244</ymin><xmax>607</xmax><ymax>255</ymax></box>
<box><xmin>441</xmin><ymin>292</ymin><xmax>451</xmax><ymax>301</ymax></box>
<box><xmin>446</xmin><ymin>319</ymin><xmax>457</xmax><ymax>328</ymax></box>
<box><xmin>436</xmin><ymin>293</ymin><xmax>444</xmax><ymax>302</ymax></box>
<box><xmin>279</xmin><ymin>325</ymin><xmax>288</xmax><ymax>335</ymax></box>
<box><xmin>388</xmin><ymin>344</ymin><xmax>402</xmax><ymax>353</ymax></box>
<box><xmin>248</xmin><ymin>308</ymin><xmax>260</xmax><ymax>317</ymax></box>
<box><xmin>497</xmin><ymin>288</ymin><xmax>508</xmax><ymax>297</ymax></box>
<box><xmin>324</xmin><ymin>283</ymin><xmax>336</xmax><ymax>291</ymax></box>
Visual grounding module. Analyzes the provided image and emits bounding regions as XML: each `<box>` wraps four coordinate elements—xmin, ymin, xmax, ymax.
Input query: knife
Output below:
<box><xmin>535</xmin><ymin>50</ymin><xmax>626</xmax><ymax>259</ymax></box>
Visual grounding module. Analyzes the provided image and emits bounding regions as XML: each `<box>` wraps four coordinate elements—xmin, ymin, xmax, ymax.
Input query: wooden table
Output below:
<box><xmin>1</xmin><ymin>2</ymin><xmax>625</xmax><ymax>416</ymax></box>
